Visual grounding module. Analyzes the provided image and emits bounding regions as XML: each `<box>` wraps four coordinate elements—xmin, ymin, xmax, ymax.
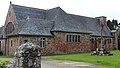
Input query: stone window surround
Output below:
<box><xmin>39</xmin><ymin>37</ymin><xmax>47</xmax><ymax>48</ymax></box>
<box><xmin>65</xmin><ymin>34</ymin><xmax>81</xmax><ymax>43</ymax></box>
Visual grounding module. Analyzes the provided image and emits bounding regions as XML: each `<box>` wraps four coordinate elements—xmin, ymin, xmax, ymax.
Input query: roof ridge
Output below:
<box><xmin>48</xmin><ymin>6</ymin><xmax>67</xmax><ymax>22</ymax></box>
<box><xmin>48</xmin><ymin>6</ymin><xmax>61</xmax><ymax>10</ymax></box>
<box><xmin>48</xmin><ymin>6</ymin><xmax>66</xmax><ymax>14</ymax></box>
<box><xmin>12</xmin><ymin>4</ymin><xmax>46</xmax><ymax>11</ymax></box>
<box><xmin>68</xmin><ymin>13</ymin><xmax>97</xmax><ymax>20</ymax></box>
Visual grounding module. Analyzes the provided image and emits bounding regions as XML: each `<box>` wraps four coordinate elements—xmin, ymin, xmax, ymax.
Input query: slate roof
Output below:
<box><xmin>8</xmin><ymin>19</ymin><xmax>53</xmax><ymax>36</ymax></box>
<box><xmin>47</xmin><ymin>7</ymin><xmax>91</xmax><ymax>33</ymax></box>
<box><xmin>12</xmin><ymin>4</ymin><xmax>46</xmax><ymax>20</ymax></box>
<box><xmin>69</xmin><ymin>14</ymin><xmax>111</xmax><ymax>36</ymax></box>
<box><xmin>7</xmin><ymin>4</ymin><xmax>112</xmax><ymax>37</ymax></box>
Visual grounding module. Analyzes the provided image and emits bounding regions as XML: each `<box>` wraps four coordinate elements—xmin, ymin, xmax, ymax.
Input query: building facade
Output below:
<box><xmin>0</xmin><ymin>3</ymin><xmax>116</xmax><ymax>55</ymax></box>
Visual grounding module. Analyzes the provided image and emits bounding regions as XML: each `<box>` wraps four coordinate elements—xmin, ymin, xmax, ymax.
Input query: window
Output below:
<box><xmin>98</xmin><ymin>38</ymin><xmax>101</xmax><ymax>44</ymax></box>
<box><xmin>5</xmin><ymin>22</ymin><xmax>14</xmax><ymax>35</ymax></box>
<box><xmin>90</xmin><ymin>38</ymin><xmax>94</xmax><ymax>43</ymax></box>
<box><xmin>40</xmin><ymin>38</ymin><xmax>47</xmax><ymax>48</ymax></box>
<box><xmin>78</xmin><ymin>35</ymin><xmax>80</xmax><ymax>42</ymax></box>
<box><xmin>66</xmin><ymin>34</ymin><xmax>81</xmax><ymax>42</ymax></box>
<box><xmin>104</xmin><ymin>39</ymin><xmax>107</xmax><ymax>44</ymax></box>
<box><xmin>108</xmin><ymin>38</ymin><xmax>112</xmax><ymax>43</ymax></box>
<box><xmin>10</xmin><ymin>40</ymin><xmax>13</xmax><ymax>47</ymax></box>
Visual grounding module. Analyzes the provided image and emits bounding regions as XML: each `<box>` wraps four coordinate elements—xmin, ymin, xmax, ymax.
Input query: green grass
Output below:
<box><xmin>0</xmin><ymin>55</ymin><xmax>14</xmax><ymax>58</ymax></box>
<box><xmin>50</xmin><ymin>50</ymin><xmax>120</xmax><ymax>68</ymax></box>
<box><xmin>0</xmin><ymin>60</ymin><xmax>11</xmax><ymax>67</ymax></box>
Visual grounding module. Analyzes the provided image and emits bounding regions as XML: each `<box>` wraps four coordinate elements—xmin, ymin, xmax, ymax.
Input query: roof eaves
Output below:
<box><xmin>51</xmin><ymin>30</ymin><xmax>92</xmax><ymax>34</ymax></box>
<box><xmin>90</xmin><ymin>35</ymin><xmax>113</xmax><ymax>38</ymax></box>
<box><xmin>6</xmin><ymin>33</ymin><xmax>53</xmax><ymax>37</ymax></box>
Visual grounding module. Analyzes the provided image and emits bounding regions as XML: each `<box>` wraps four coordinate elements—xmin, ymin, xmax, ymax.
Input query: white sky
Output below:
<box><xmin>0</xmin><ymin>0</ymin><xmax>120</xmax><ymax>27</ymax></box>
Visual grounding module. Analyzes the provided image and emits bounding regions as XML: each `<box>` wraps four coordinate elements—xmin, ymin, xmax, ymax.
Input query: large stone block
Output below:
<box><xmin>13</xmin><ymin>42</ymin><xmax>41</xmax><ymax>68</ymax></box>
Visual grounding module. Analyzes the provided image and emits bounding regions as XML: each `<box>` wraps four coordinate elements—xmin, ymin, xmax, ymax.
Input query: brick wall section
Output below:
<box><xmin>6</xmin><ymin>32</ymin><xmax>114</xmax><ymax>55</ymax></box>
<box><xmin>40</xmin><ymin>37</ymin><xmax>56</xmax><ymax>55</ymax></box>
<box><xmin>19</xmin><ymin>36</ymin><xmax>39</xmax><ymax>45</ymax></box>
<box><xmin>102</xmin><ymin>39</ymin><xmax>113</xmax><ymax>49</ymax></box>
<box><xmin>6</xmin><ymin>37</ymin><xmax>20</xmax><ymax>55</ymax></box>
<box><xmin>5</xmin><ymin>36</ymin><xmax>47</xmax><ymax>55</ymax></box>
<box><xmin>6</xmin><ymin>32</ymin><xmax>91</xmax><ymax>55</ymax></box>
<box><xmin>0</xmin><ymin>39</ymin><xmax>5</xmax><ymax>54</ymax></box>
<box><xmin>19</xmin><ymin>36</ymin><xmax>56</xmax><ymax>55</ymax></box>
<box><xmin>1</xmin><ymin>5</ymin><xmax>17</xmax><ymax>55</ymax></box>
<box><xmin>41</xmin><ymin>32</ymin><xmax>91</xmax><ymax>55</ymax></box>
<box><xmin>90</xmin><ymin>37</ymin><xmax>113</xmax><ymax>51</ymax></box>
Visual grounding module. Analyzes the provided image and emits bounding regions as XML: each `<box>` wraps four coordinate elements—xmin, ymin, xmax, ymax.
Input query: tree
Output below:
<box><xmin>107</xmin><ymin>19</ymin><xmax>120</xmax><ymax>39</ymax></box>
<box><xmin>112</xmin><ymin>19</ymin><xmax>118</xmax><ymax>29</ymax></box>
<box><xmin>107</xmin><ymin>20</ymin><xmax>113</xmax><ymax>30</ymax></box>
<box><xmin>107</xmin><ymin>19</ymin><xmax>118</xmax><ymax>30</ymax></box>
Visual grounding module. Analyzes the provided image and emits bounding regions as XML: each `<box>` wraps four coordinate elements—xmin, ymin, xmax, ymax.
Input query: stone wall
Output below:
<box><xmin>19</xmin><ymin>36</ymin><xmax>56</xmax><ymax>55</ymax></box>
<box><xmin>6</xmin><ymin>32</ymin><xmax>91</xmax><ymax>55</ymax></box>
<box><xmin>5</xmin><ymin>32</ymin><xmax>114</xmax><ymax>55</ymax></box>
<box><xmin>41</xmin><ymin>32</ymin><xmax>91</xmax><ymax>55</ymax></box>
<box><xmin>3</xmin><ymin>4</ymin><xmax>16</xmax><ymax>38</ymax></box>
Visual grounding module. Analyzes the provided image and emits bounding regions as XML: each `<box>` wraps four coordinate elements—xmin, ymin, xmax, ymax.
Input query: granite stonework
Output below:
<box><xmin>13</xmin><ymin>42</ymin><xmax>41</xmax><ymax>68</ymax></box>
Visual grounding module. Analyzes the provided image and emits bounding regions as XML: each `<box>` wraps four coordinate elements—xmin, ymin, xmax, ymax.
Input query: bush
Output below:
<box><xmin>0</xmin><ymin>51</ymin><xmax>3</xmax><ymax>55</ymax></box>
<box><xmin>0</xmin><ymin>60</ymin><xmax>11</xmax><ymax>68</ymax></box>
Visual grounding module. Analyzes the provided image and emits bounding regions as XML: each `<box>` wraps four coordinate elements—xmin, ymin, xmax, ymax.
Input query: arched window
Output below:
<box><xmin>5</xmin><ymin>22</ymin><xmax>14</xmax><ymax>35</ymax></box>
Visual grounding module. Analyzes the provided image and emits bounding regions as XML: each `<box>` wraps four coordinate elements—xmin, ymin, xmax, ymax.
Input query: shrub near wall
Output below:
<box><xmin>0</xmin><ymin>60</ymin><xmax>10</xmax><ymax>68</ymax></box>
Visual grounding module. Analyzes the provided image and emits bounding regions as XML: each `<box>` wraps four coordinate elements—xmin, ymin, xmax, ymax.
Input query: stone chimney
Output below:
<box><xmin>96</xmin><ymin>16</ymin><xmax>107</xmax><ymax>25</ymax></box>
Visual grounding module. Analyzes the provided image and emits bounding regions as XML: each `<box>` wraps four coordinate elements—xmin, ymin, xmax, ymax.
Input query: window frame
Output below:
<box><xmin>65</xmin><ymin>34</ymin><xmax>81</xmax><ymax>43</ymax></box>
<box><xmin>108</xmin><ymin>38</ymin><xmax>112</xmax><ymax>44</ymax></box>
<box><xmin>39</xmin><ymin>37</ymin><xmax>47</xmax><ymax>48</ymax></box>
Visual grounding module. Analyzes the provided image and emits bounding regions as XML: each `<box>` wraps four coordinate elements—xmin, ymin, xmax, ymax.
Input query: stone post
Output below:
<box><xmin>13</xmin><ymin>42</ymin><xmax>41</xmax><ymax>68</ymax></box>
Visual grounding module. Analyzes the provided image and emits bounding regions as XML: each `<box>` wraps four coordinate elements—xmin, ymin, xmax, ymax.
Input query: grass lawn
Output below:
<box><xmin>0</xmin><ymin>55</ymin><xmax>14</xmax><ymax>58</ymax></box>
<box><xmin>50</xmin><ymin>50</ymin><xmax>120</xmax><ymax>68</ymax></box>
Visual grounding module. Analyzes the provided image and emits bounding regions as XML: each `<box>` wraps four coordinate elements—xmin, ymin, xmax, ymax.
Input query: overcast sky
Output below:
<box><xmin>0</xmin><ymin>0</ymin><xmax>120</xmax><ymax>27</ymax></box>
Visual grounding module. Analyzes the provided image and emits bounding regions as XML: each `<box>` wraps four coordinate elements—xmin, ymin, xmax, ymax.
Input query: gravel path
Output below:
<box><xmin>0</xmin><ymin>58</ymin><xmax>14</xmax><ymax>62</ymax></box>
<box><xmin>41</xmin><ymin>57</ymin><xmax>101</xmax><ymax>68</ymax></box>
